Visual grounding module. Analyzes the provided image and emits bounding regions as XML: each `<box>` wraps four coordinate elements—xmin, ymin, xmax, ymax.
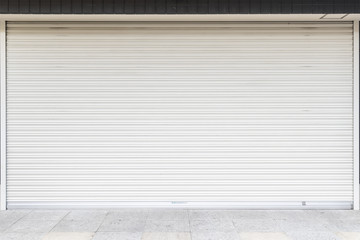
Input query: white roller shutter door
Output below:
<box><xmin>6</xmin><ymin>22</ymin><xmax>354</xmax><ymax>208</ymax></box>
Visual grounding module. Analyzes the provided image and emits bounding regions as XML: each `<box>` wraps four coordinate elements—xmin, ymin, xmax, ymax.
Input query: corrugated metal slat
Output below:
<box><xmin>6</xmin><ymin>22</ymin><xmax>354</xmax><ymax>207</ymax></box>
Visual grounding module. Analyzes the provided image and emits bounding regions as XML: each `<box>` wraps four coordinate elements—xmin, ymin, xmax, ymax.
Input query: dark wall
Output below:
<box><xmin>0</xmin><ymin>0</ymin><xmax>359</xmax><ymax>14</ymax></box>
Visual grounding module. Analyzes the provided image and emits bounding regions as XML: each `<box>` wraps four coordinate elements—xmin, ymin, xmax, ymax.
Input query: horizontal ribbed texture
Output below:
<box><xmin>1</xmin><ymin>0</ymin><xmax>360</xmax><ymax>14</ymax></box>
<box><xmin>6</xmin><ymin>22</ymin><xmax>354</xmax><ymax>206</ymax></box>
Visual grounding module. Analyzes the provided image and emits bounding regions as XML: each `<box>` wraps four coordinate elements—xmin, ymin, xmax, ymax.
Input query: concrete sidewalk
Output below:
<box><xmin>0</xmin><ymin>209</ymin><xmax>359</xmax><ymax>240</ymax></box>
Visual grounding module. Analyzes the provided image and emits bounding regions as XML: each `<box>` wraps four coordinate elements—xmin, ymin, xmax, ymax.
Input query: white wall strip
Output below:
<box><xmin>354</xmin><ymin>20</ymin><xmax>360</xmax><ymax>210</ymax></box>
<box><xmin>0</xmin><ymin>20</ymin><xmax>6</xmax><ymax>210</ymax></box>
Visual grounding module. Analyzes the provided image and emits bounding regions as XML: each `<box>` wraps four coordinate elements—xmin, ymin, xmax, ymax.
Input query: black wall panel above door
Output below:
<box><xmin>0</xmin><ymin>0</ymin><xmax>359</xmax><ymax>14</ymax></box>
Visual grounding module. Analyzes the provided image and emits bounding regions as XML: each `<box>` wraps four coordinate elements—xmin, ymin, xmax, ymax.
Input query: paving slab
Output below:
<box><xmin>6</xmin><ymin>220</ymin><xmax>58</xmax><ymax>233</ymax></box>
<box><xmin>142</xmin><ymin>232</ymin><xmax>191</xmax><ymax>240</ymax></box>
<box><xmin>62</xmin><ymin>210</ymin><xmax>108</xmax><ymax>221</ymax></box>
<box><xmin>22</xmin><ymin>211</ymin><xmax>69</xmax><ymax>221</ymax></box>
<box><xmin>233</xmin><ymin>218</ymin><xmax>281</xmax><ymax>232</ymax></box>
<box><xmin>285</xmin><ymin>231</ymin><xmax>341</xmax><ymax>240</ymax></box>
<box><xmin>330</xmin><ymin>219</ymin><xmax>360</xmax><ymax>232</ymax></box>
<box><xmin>226</xmin><ymin>210</ymin><xmax>270</xmax><ymax>220</ymax></box>
<box><xmin>189</xmin><ymin>210</ymin><xmax>229</xmax><ymax>220</ymax></box>
<box><xmin>0</xmin><ymin>211</ymin><xmax>31</xmax><ymax>232</ymax></box>
<box><xmin>98</xmin><ymin>218</ymin><xmax>146</xmax><ymax>232</ymax></box>
<box><xmin>105</xmin><ymin>210</ymin><xmax>148</xmax><ymax>220</ymax></box>
<box><xmin>92</xmin><ymin>232</ymin><xmax>142</xmax><ymax>240</ymax></box>
<box><xmin>190</xmin><ymin>219</ymin><xmax>235</xmax><ymax>232</ymax></box>
<box><xmin>238</xmin><ymin>232</ymin><xmax>291</xmax><ymax>240</ymax></box>
<box><xmin>275</xmin><ymin>218</ymin><xmax>330</xmax><ymax>232</ymax></box>
<box><xmin>51</xmin><ymin>219</ymin><xmax>103</xmax><ymax>232</ymax></box>
<box><xmin>191</xmin><ymin>230</ymin><xmax>240</xmax><ymax>240</ymax></box>
<box><xmin>147</xmin><ymin>210</ymin><xmax>188</xmax><ymax>221</ymax></box>
<box><xmin>145</xmin><ymin>220</ymin><xmax>190</xmax><ymax>232</ymax></box>
<box><xmin>0</xmin><ymin>209</ymin><xmax>358</xmax><ymax>240</ymax></box>
<box><xmin>42</xmin><ymin>232</ymin><xmax>94</xmax><ymax>240</ymax></box>
<box><xmin>0</xmin><ymin>232</ymin><xmax>45</xmax><ymax>240</ymax></box>
<box><xmin>336</xmin><ymin>232</ymin><xmax>360</xmax><ymax>240</ymax></box>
